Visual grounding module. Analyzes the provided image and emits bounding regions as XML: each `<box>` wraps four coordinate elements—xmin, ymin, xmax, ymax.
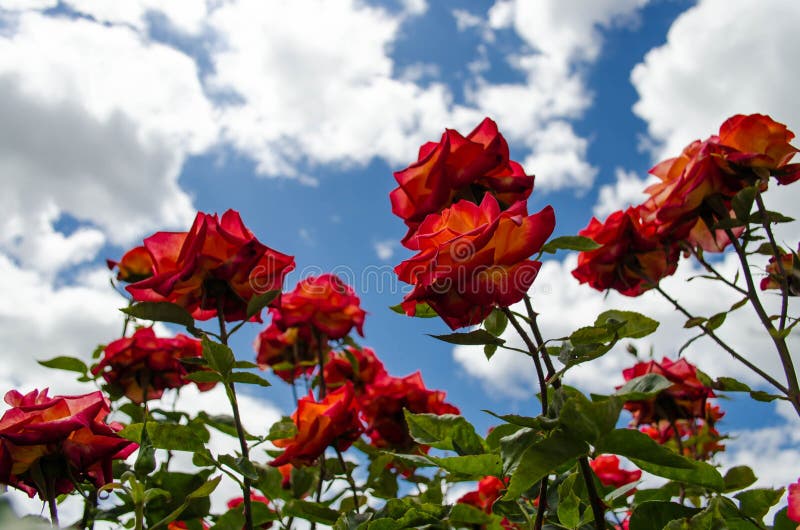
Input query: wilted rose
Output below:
<box><xmin>127</xmin><ymin>210</ymin><xmax>295</xmax><ymax>322</ymax></box>
<box><xmin>93</xmin><ymin>327</ymin><xmax>213</xmax><ymax>403</ymax></box>
<box><xmin>572</xmin><ymin>207</ymin><xmax>680</xmax><ymax>296</ymax></box>
<box><xmin>395</xmin><ymin>195</ymin><xmax>554</xmax><ymax>329</ymax></box>
<box><xmin>270</xmin><ymin>383</ymin><xmax>363</xmax><ymax>467</ymax></box>
<box><xmin>391</xmin><ymin>117</ymin><xmax>534</xmax><ymax>245</ymax></box>
<box><xmin>0</xmin><ymin>389</ymin><xmax>137</xmax><ymax>498</ymax></box>
<box><xmin>278</xmin><ymin>274</ymin><xmax>366</xmax><ymax>339</ymax></box>
<box><xmin>359</xmin><ymin>372</ymin><xmax>459</xmax><ymax>451</ymax></box>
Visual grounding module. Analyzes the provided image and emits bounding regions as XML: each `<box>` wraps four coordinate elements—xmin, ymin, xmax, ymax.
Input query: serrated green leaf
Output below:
<box><xmin>389</xmin><ymin>302</ymin><xmax>438</xmax><ymax>318</ymax></box>
<box><xmin>559</xmin><ymin>393</ymin><xmax>622</xmax><ymax>444</ymax></box>
<box><xmin>246</xmin><ymin>290</ymin><xmax>280</xmax><ymax>319</ymax></box>
<box><xmin>37</xmin><ymin>356</ymin><xmax>88</xmax><ymax>375</ymax></box>
<box><xmin>723</xmin><ymin>466</ymin><xmax>757</xmax><ymax>492</ymax></box>
<box><xmin>202</xmin><ymin>337</ymin><xmax>235</xmax><ymax>376</ymax></box>
<box><xmin>218</xmin><ymin>454</ymin><xmax>259</xmax><ymax>480</ymax></box>
<box><xmin>483</xmin><ymin>308</ymin><xmax>508</xmax><ymax>337</ymax></box>
<box><xmin>283</xmin><ymin>500</ymin><xmax>340</xmax><ymax>525</ymax></box>
<box><xmin>732</xmin><ymin>186</ymin><xmax>757</xmax><ymax>221</ymax></box>
<box><xmin>734</xmin><ymin>488</ymin><xmax>785</xmax><ymax>520</ymax></box>
<box><xmin>630</xmin><ymin>501</ymin><xmax>699</xmax><ymax>530</ymax></box>
<box><xmin>448</xmin><ymin>503</ymin><xmax>493</xmax><ymax>525</ymax></box>
<box><xmin>183</xmin><ymin>371</ymin><xmax>224</xmax><ymax>384</ymax></box>
<box><xmin>484</xmin><ymin>343</ymin><xmax>498</xmax><ymax>360</ymax></box>
<box><xmin>267</xmin><ymin>418</ymin><xmax>297</xmax><ymax>441</ymax></box>
<box><xmin>596</xmin><ymin>310</ymin><xmax>659</xmax><ymax>339</ymax></box>
<box><xmin>121</xmin><ymin>301</ymin><xmax>195</xmax><ymax>327</ymax></box>
<box><xmin>404</xmin><ymin>411</ymin><xmax>485</xmax><ymax>455</ymax></box>
<box><xmin>119</xmin><ymin>423</ymin><xmax>208</xmax><ymax>452</ymax></box>
<box><xmin>714</xmin><ymin>377</ymin><xmax>751</xmax><ymax>392</ymax></box>
<box><xmin>706</xmin><ymin>312</ymin><xmax>726</xmax><ymax>331</ymax></box>
<box><xmin>542</xmin><ymin>235</ymin><xmax>601</xmax><ymax>253</ymax></box>
<box><xmin>428</xmin><ymin>330</ymin><xmax>505</xmax><ymax>346</ymax></box>
<box><xmin>229</xmin><ymin>371</ymin><xmax>271</xmax><ymax>387</ymax></box>
<box><xmin>187</xmin><ymin>475</ymin><xmax>221</xmax><ymax>500</ymax></box>
<box><xmin>614</xmin><ymin>373</ymin><xmax>673</xmax><ymax>401</ymax></box>
<box><xmin>750</xmin><ymin>391</ymin><xmax>782</xmax><ymax>402</ymax></box>
<box><xmin>427</xmin><ymin>454</ymin><xmax>501</xmax><ymax>478</ymax></box>
<box><xmin>684</xmin><ymin>317</ymin><xmax>707</xmax><ymax>328</ymax></box>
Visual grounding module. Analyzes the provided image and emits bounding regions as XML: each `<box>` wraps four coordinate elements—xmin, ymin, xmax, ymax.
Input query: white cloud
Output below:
<box><xmin>400</xmin><ymin>0</ymin><xmax>428</xmax><ymax>17</ymax></box>
<box><xmin>373</xmin><ymin>240</ymin><xmax>397</xmax><ymax>261</ymax></box>
<box><xmin>452</xmin><ymin>9</ymin><xmax>483</xmax><ymax>32</ymax></box>
<box><xmin>631</xmin><ymin>0</ymin><xmax>800</xmax><ymax>161</ymax></box>
<box><xmin>61</xmin><ymin>0</ymin><xmax>209</xmax><ymax>34</ymax></box>
<box><xmin>521</xmin><ymin>121</ymin><xmax>597</xmax><ymax>191</ymax></box>
<box><xmin>0</xmin><ymin>0</ymin><xmax>54</xmax><ymax>10</ymax></box>
<box><xmin>593</xmin><ymin>168</ymin><xmax>654</xmax><ymax>218</ymax></box>
<box><xmin>454</xmin><ymin>253</ymin><xmax>799</xmax><ymax>398</ymax></box>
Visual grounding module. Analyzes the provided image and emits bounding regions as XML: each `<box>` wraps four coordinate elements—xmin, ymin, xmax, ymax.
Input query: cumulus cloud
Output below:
<box><xmin>60</xmin><ymin>0</ymin><xmax>209</xmax><ymax>34</ymax></box>
<box><xmin>593</xmin><ymin>168</ymin><xmax>654</xmax><ymax>218</ymax></box>
<box><xmin>373</xmin><ymin>240</ymin><xmax>398</xmax><ymax>261</ymax></box>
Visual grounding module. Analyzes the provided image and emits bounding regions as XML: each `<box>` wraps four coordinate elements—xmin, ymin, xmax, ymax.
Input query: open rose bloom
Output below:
<box><xmin>589</xmin><ymin>455</ymin><xmax>641</xmax><ymax>490</ymax></box>
<box><xmin>107</xmin><ymin>245</ymin><xmax>153</xmax><ymax>283</ymax></box>
<box><xmin>277</xmin><ymin>274</ymin><xmax>366</xmax><ymax>339</ymax></box>
<box><xmin>254</xmin><ymin>311</ymin><xmax>321</xmax><ymax>383</ymax></box>
<box><xmin>0</xmin><ymin>389</ymin><xmax>137</xmax><ymax>498</ymax></box>
<box><xmin>788</xmin><ymin>478</ymin><xmax>800</xmax><ymax>523</ymax></box>
<box><xmin>127</xmin><ymin>210</ymin><xmax>295</xmax><ymax>322</ymax></box>
<box><xmin>270</xmin><ymin>383</ymin><xmax>363</xmax><ymax>467</ymax></box>
<box><xmin>92</xmin><ymin>327</ymin><xmax>215</xmax><ymax>403</ymax></box>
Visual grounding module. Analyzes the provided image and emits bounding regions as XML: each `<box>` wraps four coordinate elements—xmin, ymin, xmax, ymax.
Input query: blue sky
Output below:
<box><xmin>1</xmin><ymin>0</ymin><xmax>799</xmax><ymax>519</ymax></box>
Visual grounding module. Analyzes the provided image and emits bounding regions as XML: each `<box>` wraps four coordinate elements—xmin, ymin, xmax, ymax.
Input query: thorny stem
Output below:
<box><xmin>336</xmin><ymin>447</ymin><xmax>360</xmax><ymax>514</ymax></box>
<box><xmin>754</xmin><ymin>193</ymin><xmax>790</xmax><ymax>330</ymax></box>
<box><xmin>79</xmin><ymin>489</ymin><xmax>97</xmax><ymax>530</ymax></box>
<box><xmin>522</xmin><ymin>297</ymin><xmax>606</xmax><ymax>530</ymax></box>
<box><xmin>723</xmin><ymin>228</ymin><xmax>800</xmax><ymax>418</ymax></box>
<box><xmin>686</xmin><ymin>245</ymin><xmax>748</xmax><ymax>296</ymax></box>
<box><xmin>654</xmin><ymin>285</ymin><xmax>790</xmax><ymax>395</ymax></box>
<box><xmin>45</xmin><ymin>476</ymin><xmax>59</xmax><ymax>528</ymax></box>
<box><xmin>217</xmin><ymin>303</ymin><xmax>254</xmax><ymax>530</ymax></box>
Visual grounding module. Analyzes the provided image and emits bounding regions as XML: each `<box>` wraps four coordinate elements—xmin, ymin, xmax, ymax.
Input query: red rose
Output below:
<box><xmin>395</xmin><ymin>195</ymin><xmax>555</xmax><ymax>329</ymax></box>
<box><xmin>168</xmin><ymin>522</ymin><xmax>210</xmax><ymax>530</ymax></box>
<box><xmin>278</xmin><ymin>274</ymin><xmax>366</xmax><ymax>339</ymax></box>
<box><xmin>254</xmin><ymin>312</ymin><xmax>321</xmax><ymax>383</ymax></box>
<box><xmin>127</xmin><ymin>210</ymin><xmax>295</xmax><ymax>322</ymax></box>
<box><xmin>227</xmin><ymin>494</ymin><xmax>273</xmax><ymax>529</ymax></box>
<box><xmin>359</xmin><ymin>372</ymin><xmax>459</xmax><ymax>451</ymax></box>
<box><xmin>324</xmin><ymin>346</ymin><xmax>387</xmax><ymax>391</ymax></box>
<box><xmin>0</xmin><ymin>389</ymin><xmax>137</xmax><ymax>499</ymax></box>
<box><xmin>620</xmin><ymin>358</ymin><xmax>714</xmax><ymax>425</ymax></box>
<box><xmin>107</xmin><ymin>246</ymin><xmax>153</xmax><ymax>283</ymax></box>
<box><xmin>572</xmin><ymin>207</ymin><xmax>680</xmax><ymax>296</ymax></box>
<box><xmin>92</xmin><ymin>327</ymin><xmax>214</xmax><ymax>403</ymax></box>
<box><xmin>717</xmin><ymin>114</ymin><xmax>800</xmax><ymax>184</ymax></box>
<box><xmin>270</xmin><ymin>383</ymin><xmax>363</xmax><ymax>467</ymax></box>
<box><xmin>457</xmin><ymin>475</ymin><xmax>506</xmax><ymax>513</ymax></box>
<box><xmin>788</xmin><ymin>478</ymin><xmax>800</xmax><ymax>523</ymax></box>
<box><xmin>760</xmin><ymin>245</ymin><xmax>800</xmax><ymax>296</ymax></box>
<box><xmin>390</xmin><ymin>117</ymin><xmax>534</xmax><ymax>245</ymax></box>
<box><xmin>588</xmin><ymin>455</ymin><xmax>641</xmax><ymax>490</ymax></box>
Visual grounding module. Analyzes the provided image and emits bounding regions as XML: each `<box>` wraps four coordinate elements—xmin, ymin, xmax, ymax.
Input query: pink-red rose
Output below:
<box><xmin>0</xmin><ymin>389</ymin><xmax>137</xmax><ymax>498</ymax></box>
<box><xmin>127</xmin><ymin>210</ymin><xmax>295</xmax><ymax>322</ymax></box>
<box><xmin>270</xmin><ymin>384</ymin><xmax>363</xmax><ymax>467</ymax></box>
<box><xmin>324</xmin><ymin>346</ymin><xmax>387</xmax><ymax>392</ymax></box>
<box><xmin>107</xmin><ymin>246</ymin><xmax>153</xmax><ymax>283</ymax></box>
<box><xmin>760</xmin><ymin>245</ymin><xmax>800</xmax><ymax>296</ymax></box>
<box><xmin>92</xmin><ymin>327</ymin><xmax>214</xmax><ymax>403</ymax></box>
<box><xmin>718</xmin><ymin>114</ymin><xmax>800</xmax><ymax>184</ymax></box>
<box><xmin>390</xmin><ymin>117</ymin><xmax>534</xmax><ymax>245</ymax></box>
<box><xmin>227</xmin><ymin>494</ymin><xmax>273</xmax><ymax>529</ymax></box>
<box><xmin>395</xmin><ymin>195</ymin><xmax>554</xmax><ymax>329</ymax></box>
<box><xmin>359</xmin><ymin>372</ymin><xmax>459</xmax><ymax>451</ymax></box>
<box><xmin>277</xmin><ymin>274</ymin><xmax>366</xmax><ymax>339</ymax></box>
<box><xmin>573</xmin><ymin>207</ymin><xmax>680</xmax><ymax>296</ymax></box>
<box><xmin>788</xmin><ymin>478</ymin><xmax>800</xmax><ymax>523</ymax></box>
<box><xmin>621</xmin><ymin>357</ymin><xmax>714</xmax><ymax>425</ymax></box>
<box><xmin>589</xmin><ymin>455</ymin><xmax>641</xmax><ymax>490</ymax></box>
<box><xmin>254</xmin><ymin>312</ymin><xmax>321</xmax><ymax>383</ymax></box>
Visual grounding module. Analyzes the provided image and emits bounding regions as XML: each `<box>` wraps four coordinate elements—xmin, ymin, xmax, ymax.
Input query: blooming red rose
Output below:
<box><xmin>254</xmin><ymin>312</ymin><xmax>322</xmax><ymax>383</ymax></box>
<box><xmin>107</xmin><ymin>246</ymin><xmax>153</xmax><ymax>283</ymax></box>
<box><xmin>760</xmin><ymin>245</ymin><xmax>800</xmax><ymax>296</ymax></box>
<box><xmin>395</xmin><ymin>195</ymin><xmax>555</xmax><ymax>329</ymax></box>
<box><xmin>127</xmin><ymin>210</ymin><xmax>295</xmax><ymax>322</ymax></box>
<box><xmin>788</xmin><ymin>478</ymin><xmax>800</xmax><ymax>523</ymax></box>
<box><xmin>92</xmin><ymin>327</ymin><xmax>214</xmax><ymax>403</ymax></box>
<box><xmin>227</xmin><ymin>494</ymin><xmax>273</xmax><ymax>529</ymax></box>
<box><xmin>717</xmin><ymin>114</ymin><xmax>800</xmax><ymax>184</ymax></box>
<box><xmin>359</xmin><ymin>372</ymin><xmax>459</xmax><ymax>451</ymax></box>
<box><xmin>457</xmin><ymin>475</ymin><xmax>506</xmax><ymax>513</ymax></box>
<box><xmin>278</xmin><ymin>274</ymin><xmax>366</xmax><ymax>339</ymax></box>
<box><xmin>620</xmin><ymin>357</ymin><xmax>714</xmax><ymax>425</ymax></box>
<box><xmin>573</xmin><ymin>207</ymin><xmax>681</xmax><ymax>296</ymax></box>
<box><xmin>391</xmin><ymin>117</ymin><xmax>534</xmax><ymax>245</ymax></box>
<box><xmin>168</xmin><ymin>521</ymin><xmax>210</xmax><ymax>530</ymax></box>
<box><xmin>589</xmin><ymin>455</ymin><xmax>641</xmax><ymax>490</ymax></box>
<box><xmin>0</xmin><ymin>389</ymin><xmax>137</xmax><ymax>499</ymax></box>
<box><xmin>324</xmin><ymin>346</ymin><xmax>387</xmax><ymax>391</ymax></box>
<box><xmin>270</xmin><ymin>383</ymin><xmax>363</xmax><ymax>467</ymax></box>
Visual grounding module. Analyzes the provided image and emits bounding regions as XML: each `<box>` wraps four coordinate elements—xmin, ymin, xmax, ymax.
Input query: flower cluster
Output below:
<box><xmin>457</xmin><ymin>476</ymin><xmax>517</xmax><ymax>529</ymax></box>
<box><xmin>574</xmin><ymin>114</ymin><xmax>799</xmax><ymax>296</ymax></box>
<box><xmin>124</xmin><ymin>210</ymin><xmax>295</xmax><ymax>322</ymax></box>
<box><xmin>92</xmin><ymin>327</ymin><xmax>214</xmax><ymax>403</ymax></box>
<box><xmin>0</xmin><ymin>389</ymin><xmax>137</xmax><ymax>499</ymax></box>
<box><xmin>391</xmin><ymin>118</ymin><xmax>555</xmax><ymax>329</ymax></box>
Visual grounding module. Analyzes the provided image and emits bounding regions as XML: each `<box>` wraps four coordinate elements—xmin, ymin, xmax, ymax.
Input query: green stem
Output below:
<box><xmin>654</xmin><ymin>286</ymin><xmax>789</xmax><ymax>395</ymax></box>
<box><xmin>723</xmin><ymin>228</ymin><xmax>800</xmax><ymax>418</ymax></box>
<box><xmin>686</xmin><ymin>245</ymin><xmax>748</xmax><ymax>296</ymax></box>
<box><xmin>218</xmin><ymin>304</ymin><xmax>254</xmax><ymax>530</ymax></box>
<box><xmin>578</xmin><ymin>457</ymin><xmax>606</xmax><ymax>530</ymax></box>
<box><xmin>754</xmin><ymin>192</ymin><xmax>790</xmax><ymax>330</ymax></box>
<box><xmin>336</xmin><ymin>447</ymin><xmax>359</xmax><ymax>514</ymax></box>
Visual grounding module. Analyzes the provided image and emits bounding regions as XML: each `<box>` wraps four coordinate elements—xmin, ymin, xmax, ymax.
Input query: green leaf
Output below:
<box><xmin>428</xmin><ymin>330</ymin><xmax>505</xmax><ymax>346</ymax></box>
<box><xmin>389</xmin><ymin>302</ymin><xmax>438</xmax><ymax>318</ymax></box>
<box><xmin>119</xmin><ymin>423</ymin><xmax>208</xmax><ymax>452</ymax></box>
<box><xmin>283</xmin><ymin>500</ymin><xmax>340</xmax><ymax>525</ymax></box>
<box><xmin>484</xmin><ymin>308</ymin><xmax>508</xmax><ymax>337</ymax></box>
<box><xmin>630</xmin><ymin>501</ymin><xmax>700</xmax><ymax>530</ymax></box>
<box><xmin>559</xmin><ymin>394</ymin><xmax>622</xmax><ymax>444</ymax></box>
<box><xmin>734</xmin><ymin>488</ymin><xmax>785</xmax><ymax>521</ymax></box>
<box><xmin>186</xmin><ymin>475</ymin><xmax>221</xmax><ymax>500</ymax></box>
<box><xmin>484</xmin><ymin>343</ymin><xmax>498</xmax><ymax>360</ymax></box>
<box><xmin>706</xmin><ymin>312</ymin><xmax>726</xmax><ymax>331</ymax></box>
<box><xmin>218</xmin><ymin>454</ymin><xmax>259</xmax><ymax>481</ymax></box>
<box><xmin>750</xmin><ymin>391</ymin><xmax>782</xmax><ymax>402</ymax></box>
<box><xmin>569</xmin><ymin>325</ymin><xmax>616</xmax><ymax>345</ymax></box>
<box><xmin>714</xmin><ymin>377</ymin><xmax>751</xmax><ymax>392</ymax></box>
<box><xmin>614</xmin><ymin>373</ymin><xmax>673</xmax><ymax>401</ymax></box>
<box><xmin>202</xmin><ymin>337</ymin><xmax>235</xmax><ymax>376</ymax></box>
<box><xmin>121</xmin><ymin>301</ymin><xmax>194</xmax><ymax>327</ymax></box>
<box><xmin>404</xmin><ymin>411</ymin><xmax>486</xmax><ymax>455</ymax></box>
<box><xmin>183</xmin><ymin>371</ymin><xmax>224</xmax><ymax>384</ymax></box>
<box><xmin>723</xmin><ymin>466</ymin><xmax>757</xmax><ymax>493</ymax></box>
<box><xmin>233</xmin><ymin>360</ymin><xmax>260</xmax><ymax>369</ymax></box>
<box><xmin>684</xmin><ymin>317</ymin><xmax>706</xmax><ymax>328</ymax></box>
<box><xmin>732</xmin><ymin>186</ymin><xmax>757</xmax><ymax>221</ymax></box>
<box><xmin>558</xmin><ymin>340</ymin><xmax>614</xmax><ymax>368</ymax></box>
<box><xmin>499</xmin><ymin>427</ymin><xmax>542</xmax><ymax>476</ymax></box>
<box><xmin>596</xmin><ymin>310</ymin><xmax>659</xmax><ymax>339</ymax></box>
<box><xmin>749</xmin><ymin>210</ymin><xmax>795</xmax><ymax>224</ymax></box>
<box><xmin>557</xmin><ymin>476</ymin><xmax>581</xmax><ymax>529</ymax></box>
<box><xmin>503</xmin><ymin>429</ymin><xmax>588</xmax><ymax>500</ymax></box>
<box><xmin>267</xmin><ymin>418</ymin><xmax>297</xmax><ymax>441</ymax></box>
<box><xmin>426</xmin><ymin>454</ymin><xmax>501</xmax><ymax>478</ymax></box>
<box><xmin>37</xmin><ymin>356</ymin><xmax>88</xmax><ymax>375</ymax></box>
<box><xmin>541</xmin><ymin>235</ymin><xmax>601</xmax><ymax>253</ymax></box>
<box><xmin>229</xmin><ymin>371</ymin><xmax>272</xmax><ymax>387</ymax></box>
<box><xmin>448</xmin><ymin>503</ymin><xmax>493</xmax><ymax>525</ymax></box>
<box><xmin>246</xmin><ymin>290</ymin><xmax>280</xmax><ymax>319</ymax></box>
<box><xmin>773</xmin><ymin>507</ymin><xmax>798</xmax><ymax>530</ymax></box>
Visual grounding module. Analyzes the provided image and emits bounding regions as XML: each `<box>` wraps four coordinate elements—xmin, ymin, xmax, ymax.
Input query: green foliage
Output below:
<box><xmin>428</xmin><ymin>329</ymin><xmax>506</xmax><ymax>346</ymax></box>
<box><xmin>541</xmin><ymin>235</ymin><xmax>602</xmax><ymax>253</ymax></box>
<box><xmin>404</xmin><ymin>411</ymin><xmax>486</xmax><ymax>455</ymax></box>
